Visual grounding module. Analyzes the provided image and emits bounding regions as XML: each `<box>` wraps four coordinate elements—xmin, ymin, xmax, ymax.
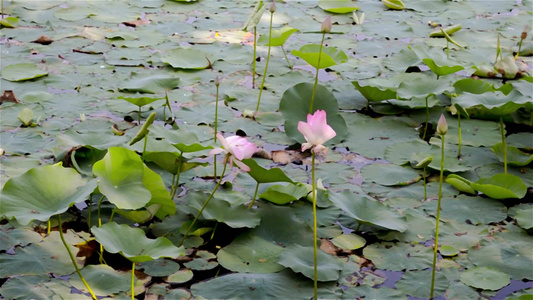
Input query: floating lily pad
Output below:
<box><xmin>460</xmin><ymin>267</ymin><xmax>510</xmax><ymax>291</ymax></box>
<box><xmin>160</xmin><ymin>48</ymin><xmax>211</xmax><ymax>69</ymax></box>
<box><xmin>278</xmin><ymin>244</ymin><xmax>343</xmax><ymax>281</ymax></box>
<box><xmin>242</xmin><ymin>158</ymin><xmax>293</xmax><ymax>184</ymax></box>
<box><xmin>440</xmin><ymin>245</ymin><xmax>460</xmax><ymax>256</ymax></box>
<box><xmin>167</xmin><ymin>269</ymin><xmax>194</xmax><ymax>284</ymax></box>
<box><xmin>1</xmin><ymin>63</ymin><xmax>48</xmax><ymax>82</ymax></box>
<box><xmin>119</xmin><ymin>74</ymin><xmax>180</xmax><ymax>94</ymax></box>
<box><xmin>363</xmin><ymin>242</ymin><xmax>433</xmax><ymax>271</ymax></box>
<box><xmin>217</xmin><ymin>233</ymin><xmax>285</xmax><ymax>273</ymax></box>
<box><xmin>291</xmin><ymin>45</ymin><xmax>348</xmax><ymax>69</ymax></box>
<box><xmin>137</xmin><ymin>259</ymin><xmax>181</xmax><ymax>277</ymax></box>
<box><xmin>259</xmin><ymin>183</ymin><xmax>308</xmax><ymax>205</ymax></box>
<box><xmin>491</xmin><ymin>143</ymin><xmax>533</xmax><ymax>167</ymax></box>
<box><xmin>318</xmin><ymin>0</ymin><xmax>359</xmax><ymax>13</ymax></box>
<box><xmin>331</xmin><ymin>234</ymin><xmax>366</xmax><ymax>250</ymax></box>
<box><xmin>0</xmin><ymin>164</ymin><xmax>96</xmax><ymax>225</ymax></box>
<box><xmin>0</xmin><ymin>275</ymin><xmax>79</xmax><ymax>300</ymax></box>
<box><xmin>396</xmin><ymin>269</ymin><xmax>449</xmax><ymax>298</ymax></box>
<box><xmin>91</xmin><ymin>222</ymin><xmax>185</xmax><ymax>263</ymax></box>
<box><xmin>471</xmin><ymin>173</ymin><xmax>527</xmax><ymax>199</ymax></box>
<box><xmin>361</xmin><ymin>163</ymin><xmax>421</xmax><ymax>186</ymax></box>
<box><xmin>70</xmin><ymin>264</ymin><xmax>131</xmax><ymax>296</ymax></box>
<box><xmin>516</xmin><ymin>207</ymin><xmax>533</xmax><ymax>230</ymax></box>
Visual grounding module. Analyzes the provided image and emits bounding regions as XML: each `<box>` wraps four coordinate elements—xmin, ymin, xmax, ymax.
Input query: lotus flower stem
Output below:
<box><xmin>178</xmin><ymin>157</ymin><xmax>229</xmax><ymax>247</ymax></box>
<box><xmin>131</xmin><ymin>262</ymin><xmax>135</xmax><ymax>300</ymax></box>
<box><xmin>87</xmin><ymin>195</ymin><xmax>92</xmax><ymax>229</ymax></box>
<box><xmin>422</xmin><ymin>96</ymin><xmax>429</xmax><ymax>140</ymax></box>
<box><xmin>457</xmin><ymin>113</ymin><xmax>462</xmax><ymax>159</ymax></box>
<box><xmin>214</xmin><ymin>78</ymin><xmax>220</xmax><ymax>178</ymax></box>
<box><xmin>142</xmin><ymin>135</ymin><xmax>148</xmax><ymax>155</ymax></box>
<box><xmin>138</xmin><ymin>106</ymin><xmax>142</xmax><ymax>124</ymax></box>
<box><xmin>97</xmin><ymin>195</ymin><xmax>106</xmax><ymax>264</ymax></box>
<box><xmin>430</xmin><ymin>117</ymin><xmax>447</xmax><ymax>299</ymax></box>
<box><xmin>171</xmin><ymin>155</ymin><xmax>182</xmax><ymax>199</ymax></box>
<box><xmin>423</xmin><ymin>166</ymin><xmax>428</xmax><ymax>201</ymax></box>
<box><xmin>311</xmin><ymin>152</ymin><xmax>318</xmax><ymax>300</ymax></box>
<box><xmin>310</xmin><ymin>33</ymin><xmax>326</xmax><ymax>114</ymax></box>
<box><xmin>281</xmin><ymin>45</ymin><xmax>293</xmax><ymax>69</ymax></box>
<box><xmin>58</xmin><ymin>215</ymin><xmax>97</xmax><ymax>300</ymax></box>
<box><xmin>253</xmin><ymin>27</ymin><xmax>257</xmax><ymax>89</ymax></box>
<box><xmin>47</xmin><ymin>220</ymin><xmax>51</xmax><ymax>235</ymax></box>
<box><xmin>256</xmin><ymin>10</ymin><xmax>274</xmax><ymax>112</ymax></box>
<box><xmin>248</xmin><ymin>182</ymin><xmax>260</xmax><ymax>209</ymax></box>
<box><xmin>500</xmin><ymin>117</ymin><xmax>507</xmax><ymax>174</ymax></box>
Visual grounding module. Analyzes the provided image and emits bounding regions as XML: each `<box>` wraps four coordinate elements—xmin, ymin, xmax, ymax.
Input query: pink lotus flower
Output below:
<box><xmin>297</xmin><ymin>110</ymin><xmax>336</xmax><ymax>155</ymax></box>
<box><xmin>210</xmin><ymin>134</ymin><xmax>257</xmax><ymax>171</ymax></box>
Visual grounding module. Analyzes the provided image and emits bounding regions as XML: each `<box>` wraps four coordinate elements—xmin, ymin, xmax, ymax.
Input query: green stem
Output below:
<box><xmin>109</xmin><ymin>209</ymin><xmax>116</xmax><ymax>223</ymax></box>
<box><xmin>256</xmin><ymin>11</ymin><xmax>274</xmax><ymax>112</ymax></box>
<box><xmin>457</xmin><ymin>113</ymin><xmax>462</xmax><ymax>159</ymax></box>
<box><xmin>430</xmin><ymin>134</ymin><xmax>445</xmax><ymax>299</ymax></box>
<box><xmin>131</xmin><ymin>262</ymin><xmax>135</xmax><ymax>300</ymax></box>
<box><xmin>214</xmin><ymin>83</ymin><xmax>219</xmax><ymax>178</ymax></box>
<box><xmin>171</xmin><ymin>155</ymin><xmax>182</xmax><ymax>199</ymax></box>
<box><xmin>170</xmin><ymin>174</ymin><xmax>177</xmax><ymax>198</ymax></box>
<box><xmin>178</xmin><ymin>159</ymin><xmax>228</xmax><ymax>247</ymax></box>
<box><xmin>209</xmin><ymin>222</ymin><xmax>218</xmax><ymax>241</ymax></box>
<box><xmin>500</xmin><ymin>117</ymin><xmax>507</xmax><ymax>174</ymax></box>
<box><xmin>446</xmin><ymin>40</ymin><xmax>450</xmax><ymax>59</ymax></box>
<box><xmin>138</xmin><ymin>106</ymin><xmax>142</xmax><ymax>124</ymax></box>
<box><xmin>310</xmin><ymin>33</ymin><xmax>326</xmax><ymax>114</ymax></box>
<box><xmin>47</xmin><ymin>220</ymin><xmax>51</xmax><ymax>235</ymax></box>
<box><xmin>281</xmin><ymin>45</ymin><xmax>293</xmax><ymax>69</ymax></box>
<box><xmin>97</xmin><ymin>195</ymin><xmax>105</xmax><ymax>264</ymax></box>
<box><xmin>515</xmin><ymin>37</ymin><xmax>524</xmax><ymax>59</ymax></box>
<box><xmin>142</xmin><ymin>134</ymin><xmax>148</xmax><ymax>156</ymax></box>
<box><xmin>248</xmin><ymin>182</ymin><xmax>260</xmax><ymax>209</ymax></box>
<box><xmin>253</xmin><ymin>27</ymin><xmax>257</xmax><ymax>89</ymax></box>
<box><xmin>311</xmin><ymin>152</ymin><xmax>318</xmax><ymax>300</ymax></box>
<box><xmin>423</xmin><ymin>167</ymin><xmax>427</xmax><ymax>201</ymax></box>
<box><xmin>164</xmin><ymin>90</ymin><xmax>173</xmax><ymax>121</ymax></box>
<box><xmin>58</xmin><ymin>215</ymin><xmax>97</xmax><ymax>300</ymax></box>
<box><xmin>423</xmin><ymin>96</ymin><xmax>429</xmax><ymax>140</ymax></box>
<box><xmin>87</xmin><ymin>195</ymin><xmax>92</xmax><ymax>229</ymax></box>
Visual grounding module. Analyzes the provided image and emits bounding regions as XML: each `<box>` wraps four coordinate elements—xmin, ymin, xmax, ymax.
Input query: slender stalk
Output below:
<box><xmin>87</xmin><ymin>195</ymin><xmax>92</xmax><ymax>229</ymax></box>
<box><xmin>47</xmin><ymin>220</ymin><xmax>51</xmax><ymax>235</ymax></box>
<box><xmin>58</xmin><ymin>215</ymin><xmax>97</xmax><ymax>300</ymax></box>
<box><xmin>171</xmin><ymin>155</ymin><xmax>182</xmax><ymax>199</ymax></box>
<box><xmin>256</xmin><ymin>11</ymin><xmax>274</xmax><ymax>112</ymax></box>
<box><xmin>163</xmin><ymin>91</ymin><xmax>172</xmax><ymax>121</ymax></box>
<box><xmin>446</xmin><ymin>40</ymin><xmax>450</xmax><ymax>59</ymax></box>
<box><xmin>310</xmin><ymin>34</ymin><xmax>326</xmax><ymax>114</ymax></box>
<box><xmin>430</xmin><ymin>134</ymin><xmax>445</xmax><ymax>299</ymax></box>
<box><xmin>214</xmin><ymin>82</ymin><xmax>219</xmax><ymax>178</ymax></box>
<box><xmin>457</xmin><ymin>113</ymin><xmax>462</xmax><ymax>159</ymax></box>
<box><xmin>131</xmin><ymin>262</ymin><xmax>136</xmax><ymax>300</ymax></box>
<box><xmin>138</xmin><ymin>107</ymin><xmax>142</xmax><ymax>124</ymax></box>
<box><xmin>109</xmin><ymin>209</ymin><xmax>116</xmax><ymax>223</ymax></box>
<box><xmin>170</xmin><ymin>174</ymin><xmax>177</xmax><ymax>198</ymax></box>
<box><xmin>281</xmin><ymin>45</ymin><xmax>293</xmax><ymax>69</ymax></box>
<box><xmin>142</xmin><ymin>134</ymin><xmax>148</xmax><ymax>155</ymax></box>
<box><xmin>311</xmin><ymin>152</ymin><xmax>318</xmax><ymax>300</ymax></box>
<box><xmin>500</xmin><ymin>117</ymin><xmax>507</xmax><ymax>174</ymax></box>
<box><xmin>178</xmin><ymin>158</ymin><xmax>228</xmax><ymax>247</ymax></box>
<box><xmin>423</xmin><ymin>96</ymin><xmax>429</xmax><ymax>140</ymax></box>
<box><xmin>423</xmin><ymin>167</ymin><xmax>427</xmax><ymax>201</ymax></box>
<box><xmin>253</xmin><ymin>27</ymin><xmax>257</xmax><ymax>89</ymax></box>
<box><xmin>248</xmin><ymin>182</ymin><xmax>260</xmax><ymax>209</ymax></box>
<box><xmin>97</xmin><ymin>195</ymin><xmax>105</xmax><ymax>264</ymax></box>
<box><xmin>209</xmin><ymin>222</ymin><xmax>218</xmax><ymax>241</ymax></box>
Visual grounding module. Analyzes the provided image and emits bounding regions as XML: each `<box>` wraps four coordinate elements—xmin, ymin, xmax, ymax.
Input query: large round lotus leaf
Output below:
<box><xmin>93</xmin><ymin>147</ymin><xmax>151</xmax><ymax>210</ymax></box>
<box><xmin>160</xmin><ymin>48</ymin><xmax>211</xmax><ymax>69</ymax></box>
<box><xmin>0</xmin><ymin>231</ymin><xmax>83</xmax><ymax>277</ymax></box>
<box><xmin>352</xmin><ymin>81</ymin><xmax>397</xmax><ymax>102</ymax></box>
<box><xmin>91</xmin><ymin>222</ymin><xmax>185</xmax><ymax>263</ymax></box>
<box><xmin>453</xmin><ymin>90</ymin><xmax>529</xmax><ymax>116</ymax></box>
<box><xmin>423</xmin><ymin>58</ymin><xmax>465</xmax><ymax>77</ymax></box>
<box><xmin>277</xmin><ymin>244</ymin><xmax>343</xmax><ymax>281</ymax></box>
<box><xmin>476</xmin><ymin>163</ymin><xmax>533</xmax><ymax>188</ymax></box>
<box><xmin>1</xmin><ymin>63</ymin><xmax>48</xmax><ymax>82</ymax></box>
<box><xmin>0</xmin><ymin>226</ymin><xmax>42</xmax><ymax>251</ymax></box>
<box><xmin>363</xmin><ymin>242</ymin><xmax>433</xmax><ymax>271</ymax></box>
<box><xmin>318</xmin><ymin>0</ymin><xmax>359</xmax><ymax>13</ymax></box>
<box><xmin>396</xmin><ymin>73</ymin><xmax>453</xmax><ymax>99</ymax></box>
<box><xmin>191</xmin><ymin>269</ymin><xmax>314</xmax><ymax>299</ymax></box>
<box><xmin>468</xmin><ymin>237</ymin><xmax>533</xmax><ymax>280</ymax></box>
<box><xmin>185</xmin><ymin>191</ymin><xmax>260</xmax><ymax>228</ymax></box>
<box><xmin>118</xmin><ymin>74</ymin><xmax>179</xmax><ymax>94</ymax></box>
<box><xmin>217</xmin><ymin>233</ymin><xmax>285</xmax><ymax>273</ymax></box>
<box><xmin>257</xmin><ymin>27</ymin><xmax>298</xmax><ymax>47</ymax></box>
<box><xmin>167</xmin><ymin>269</ymin><xmax>194</xmax><ymax>284</ymax></box>
<box><xmin>445</xmin><ymin>117</ymin><xmax>502</xmax><ymax>147</ymax></box>
<box><xmin>141</xmin><ymin>165</ymin><xmax>176</xmax><ymax>219</ymax></box>
<box><xmin>491</xmin><ymin>143</ymin><xmax>533</xmax><ymax>167</ymax></box>
<box><xmin>421</xmin><ymin>194</ymin><xmax>507</xmax><ymax>225</ymax></box>
<box><xmin>242</xmin><ymin>158</ymin><xmax>293</xmax><ymax>184</ymax></box>
<box><xmin>460</xmin><ymin>267</ymin><xmax>510</xmax><ymax>290</ymax></box>
<box><xmin>279</xmin><ymin>82</ymin><xmax>347</xmax><ymax>144</ymax></box>
<box><xmin>259</xmin><ymin>183</ymin><xmax>308</xmax><ymax>205</ymax></box>
<box><xmin>329</xmin><ymin>190</ymin><xmax>407</xmax><ymax>232</ymax></box>
<box><xmin>57</xmin><ymin>127</ymin><xmax>128</xmax><ymax>150</ymax></box>
<box><xmin>516</xmin><ymin>207</ymin><xmax>533</xmax><ymax>230</ymax></box>
<box><xmin>137</xmin><ymin>259</ymin><xmax>181</xmax><ymax>277</ymax></box>
<box><xmin>396</xmin><ymin>269</ymin><xmax>449</xmax><ymax>298</ymax></box>
<box><xmin>291</xmin><ymin>44</ymin><xmax>348</xmax><ymax>69</ymax></box>
<box><xmin>116</xmin><ymin>95</ymin><xmax>163</xmax><ymax>108</ymax></box>
<box><xmin>0</xmin><ymin>164</ymin><xmax>97</xmax><ymax>225</ymax></box>
<box><xmin>343</xmin><ymin>285</ymin><xmax>407</xmax><ymax>300</ymax></box>
<box><xmin>331</xmin><ymin>234</ymin><xmax>366</xmax><ymax>250</ymax></box>
<box><xmin>70</xmin><ymin>264</ymin><xmax>131</xmax><ymax>296</ymax></box>
<box><xmin>0</xmin><ymin>275</ymin><xmax>82</xmax><ymax>300</ymax></box>
<box><xmin>361</xmin><ymin>163</ymin><xmax>421</xmax><ymax>186</ymax></box>
<box><xmin>471</xmin><ymin>173</ymin><xmax>527</xmax><ymax>199</ymax></box>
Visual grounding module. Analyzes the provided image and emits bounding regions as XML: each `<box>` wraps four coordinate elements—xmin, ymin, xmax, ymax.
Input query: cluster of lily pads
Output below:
<box><xmin>1</xmin><ymin>0</ymin><xmax>532</xmax><ymax>299</ymax></box>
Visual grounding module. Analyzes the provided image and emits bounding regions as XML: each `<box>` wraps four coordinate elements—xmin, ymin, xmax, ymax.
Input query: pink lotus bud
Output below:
<box><xmin>437</xmin><ymin>114</ymin><xmax>448</xmax><ymax>136</ymax></box>
<box><xmin>215</xmin><ymin>76</ymin><xmax>220</xmax><ymax>87</ymax></box>
<box><xmin>269</xmin><ymin>1</ymin><xmax>276</xmax><ymax>13</ymax></box>
<box><xmin>321</xmin><ymin>16</ymin><xmax>332</xmax><ymax>33</ymax></box>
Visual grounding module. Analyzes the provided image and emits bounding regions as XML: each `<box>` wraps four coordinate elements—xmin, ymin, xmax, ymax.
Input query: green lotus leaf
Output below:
<box><xmin>363</xmin><ymin>242</ymin><xmax>433</xmax><ymax>271</ymax></box>
<box><xmin>387</xmin><ymin>94</ymin><xmax>440</xmax><ymax>109</ymax></box>
<box><xmin>130</xmin><ymin>112</ymin><xmax>156</xmax><ymax>145</ymax></box>
<box><xmin>0</xmin><ymin>16</ymin><xmax>19</xmax><ymax>28</ymax></box>
<box><xmin>352</xmin><ymin>81</ymin><xmax>397</xmax><ymax>102</ymax></box>
<box><xmin>143</xmin><ymin>151</ymin><xmax>207</xmax><ymax>175</ymax></box>
<box><xmin>491</xmin><ymin>143</ymin><xmax>533</xmax><ymax>167</ymax></box>
<box><xmin>217</xmin><ymin>233</ymin><xmax>285</xmax><ymax>273</ymax></box>
<box><xmin>167</xmin><ymin>269</ymin><xmax>194</xmax><ymax>283</ymax></box>
<box><xmin>70</xmin><ymin>264</ymin><xmax>131</xmax><ymax>296</ymax></box>
<box><xmin>242</xmin><ymin>1</ymin><xmax>265</xmax><ymax>31</ymax></box>
<box><xmin>516</xmin><ymin>207</ymin><xmax>533</xmax><ymax>230</ymax></box>
<box><xmin>160</xmin><ymin>48</ymin><xmax>211</xmax><ymax>69</ymax></box>
<box><xmin>460</xmin><ymin>267</ymin><xmax>510</xmax><ymax>291</ymax></box>
<box><xmin>259</xmin><ymin>183</ymin><xmax>308</xmax><ymax>205</ymax></box>
<box><xmin>119</xmin><ymin>74</ymin><xmax>179</xmax><ymax>94</ymax></box>
<box><xmin>396</xmin><ymin>269</ymin><xmax>448</xmax><ymax>298</ymax></box>
<box><xmin>445</xmin><ymin>174</ymin><xmax>476</xmax><ymax>195</ymax></box>
<box><xmin>17</xmin><ymin>108</ymin><xmax>34</xmax><ymax>126</ymax></box>
<box><xmin>423</xmin><ymin>58</ymin><xmax>465</xmax><ymax>77</ymax></box>
<box><xmin>93</xmin><ymin>147</ymin><xmax>151</xmax><ymax>210</ymax></box>
<box><xmin>242</xmin><ymin>158</ymin><xmax>294</xmax><ymax>184</ymax></box>
<box><xmin>453</xmin><ymin>78</ymin><xmax>494</xmax><ymax>94</ymax></box>
<box><xmin>137</xmin><ymin>259</ymin><xmax>181</xmax><ymax>277</ymax></box>
<box><xmin>117</xmin><ymin>95</ymin><xmax>164</xmax><ymax>108</ymax></box>
<box><xmin>471</xmin><ymin>173</ymin><xmax>527</xmax><ymax>199</ymax></box>
<box><xmin>361</xmin><ymin>163</ymin><xmax>421</xmax><ymax>186</ymax></box>
<box><xmin>439</xmin><ymin>245</ymin><xmax>459</xmax><ymax>256</ymax></box>
<box><xmin>279</xmin><ymin>82</ymin><xmax>347</xmax><ymax>144</ymax></box>
<box><xmin>57</xmin><ymin>128</ymin><xmax>128</xmax><ymax>150</ymax></box>
<box><xmin>329</xmin><ymin>190</ymin><xmax>407</xmax><ymax>232</ymax></box>
<box><xmin>429</xmin><ymin>24</ymin><xmax>462</xmax><ymax>37</ymax></box>
<box><xmin>278</xmin><ymin>244</ymin><xmax>343</xmax><ymax>281</ymax></box>
<box><xmin>257</xmin><ymin>27</ymin><xmax>299</xmax><ymax>46</ymax></box>
<box><xmin>0</xmin><ymin>164</ymin><xmax>96</xmax><ymax>225</ymax></box>
<box><xmin>191</xmin><ymin>270</ymin><xmax>314</xmax><ymax>299</ymax></box>
<box><xmin>142</xmin><ymin>164</ymin><xmax>176</xmax><ymax>218</ymax></box>
<box><xmin>318</xmin><ymin>0</ymin><xmax>359</xmax><ymax>13</ymax></box>
<box><xmin>291</xmin><ymin>44</ymin><xmax>348</xmax><ymax>69</ymax></box>
<box><xmin>91</xmin><ymin>222</ymin><xmax>185</xmax><ymax>263</ymax></box>
<box><xmin>1</xmin><ymin>63</ymin><xmax>48</xmax><ymax>82</ymax></box>
<box><xmin>114</xmin><ymin>204</ymin><xmax>160</xmax><ymax>224</ymax></box>
<box><xmin>331</xmin><ymin>234</ymin><xmax>366</xmax><ymax>250</ymax></box>
<box><xmin>344</xmin><ymin>286</ymin><xmax>407</xmax><ymax>300</ymax></box>
<box><xmin>382</xmin><ymin>0</ymin><xmax>405</xmax><ymax>10</ymax></box>
<box><xmin>452</xmin><ymin>90</ymin><xmax>529</xmax><ymax>116</ymax></box>
<box><xmin>397</xmin><ymin>74</ymin><xmax>453</xmax><ymax>99</ymax></box>
<box><xmin>0</xmin><ymin>275</ymin><xmax>76</xmax><ymax>300</ymax></box>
